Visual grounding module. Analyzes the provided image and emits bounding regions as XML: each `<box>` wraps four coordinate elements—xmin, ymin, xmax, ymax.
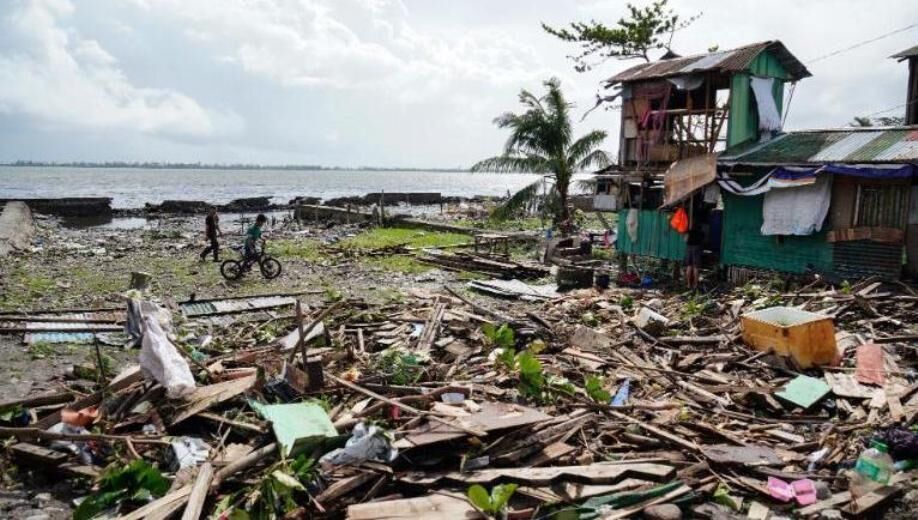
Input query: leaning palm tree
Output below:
<box><xmin>472</xmin><ymin>78</ymin><xmax>610</xmax><ymax>224</ymax></box>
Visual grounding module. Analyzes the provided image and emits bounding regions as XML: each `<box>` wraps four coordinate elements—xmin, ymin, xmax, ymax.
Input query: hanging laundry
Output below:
<box><xmin>750</xmin><ymin>76</ymin><xmax>783</xmax><ymax>133</ymax></box>
<box><xmin>626</xmin><ymin>208</ymin><xmax>639</xmax><ymax>242</ymax></box>
<box><xmin>761</xmin><ymin>175</ymin><xmax>831</xmax><ymax>236</ymax></box>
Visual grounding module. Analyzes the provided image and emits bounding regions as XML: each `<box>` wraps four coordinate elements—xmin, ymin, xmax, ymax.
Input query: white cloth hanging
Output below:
<box><xmin>750</xmin><ymin>76</ymin><xmax>783</xmax><ymax>133</ymax></box>
<box><xmin>761</xmin><ymin>175</ymin><xmax>831</xmax><ymax>236</ymax></box>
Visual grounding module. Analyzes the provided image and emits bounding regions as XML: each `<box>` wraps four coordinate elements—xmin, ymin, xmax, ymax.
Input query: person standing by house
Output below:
<box><xmin>684</xmin><ymin>221</ymin><xmax>704</xmax><ymax>290</ymax></box>
<box><xmin>199</xmin><ymin>206</ymin><xmax>222</xmax><ymax>262</ymax></box>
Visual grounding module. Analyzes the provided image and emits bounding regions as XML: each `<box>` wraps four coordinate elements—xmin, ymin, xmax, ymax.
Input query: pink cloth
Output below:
<box><xmin>855</xmin><ymin>343</ymin><xmax>886</xmax><ymax>386</ymax></box>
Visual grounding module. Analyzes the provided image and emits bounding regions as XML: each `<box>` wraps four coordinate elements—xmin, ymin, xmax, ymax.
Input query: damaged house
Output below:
<box><xmin>601</xmin><ymin>40</ymin><xmax>918</xmax><ymax>281</ymax></box>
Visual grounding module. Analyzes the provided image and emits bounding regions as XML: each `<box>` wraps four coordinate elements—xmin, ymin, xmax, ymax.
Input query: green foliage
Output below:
<box><xmin>467</xmin><ymin>483</ymin><xmax>518</xmax><ymax>516</ymax></box>
<box><xmin>323</xmin><ymin>286</ymin><xmax>344</xmax><ymax>302</ymax></box>
<box><xmin>472</xmin><ymin>78</ymin><xmax>609</xmax><ymax>223</ymax></box>
<box><xmin>272</xmin><ymin>238</ymin><xmax>326</xmax><ymax>262</ymax></box>
<box><xmin>376</xmin><ymin>348</ymin><xmax>423</xmax><ymax>385</ymax></box>
<box><xmin>482</xmin><ymin>323</ymin><xmax>515</xmax><ymax>350</ymax></box>
<box><xmin>840</xmin><ymin>280</ymin><xmax>853</xmax><ymax>295</ymax></box>
<box><xmin>340</xmin><ymin>227</ymin><xmax>469</xmax><ymax>250</ymax></box>
<box><xmin>543</xmin><ymin>0</ymin><xmax>701</xmax><ymax>70</ymax></box>
<box><xmin>680</xmin><ymin>294</ymin><xmax>712</xmax><ymax>321</ymax></box>
<box><xmin>585</xmin><ymin>375</ymin><xmax>611</xmax><ymax>403</ymax></box>
<box><xmin>496</xmin><ymin>347</ymin><xmax>517</xmax><ymax>372</ymax></box>
<box><xmin>619</xmin><ymin>295</ymin><xmax>635</xmax><ymax>312</ymax></box>
<box><xmin>74</xmin><ymin>460</ymin><xmax>169</xmax><ymax>520</ymax></box>
<box><xmin>516</xmin><ymin>351</ymin><xmax>545</xmax><ymax>399</ymax></box>
<box><xmin>0</xmin><ymin>404</ymin><xmax>23</xmax><ymax>422</ymax></box>
<box><xmin>581</xmin><ymin>311</ymin><xmax>599</xmax><ymax>326</ymax></box>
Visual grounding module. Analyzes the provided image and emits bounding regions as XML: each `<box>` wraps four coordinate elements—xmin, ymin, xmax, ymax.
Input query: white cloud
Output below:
<box><xmin>140</xmin><ymin>0</ymin><xmax>550</xmax><ymax>96</ymax></box>
<box><xmin>0</xmin><ymin>0</ymin><xmax>241</xmax><ymax>138</ymax></box>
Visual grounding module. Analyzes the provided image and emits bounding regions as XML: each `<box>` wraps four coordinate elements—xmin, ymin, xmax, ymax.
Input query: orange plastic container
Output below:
<box><xmin>741</xmin><ymin>306</ymin><xmax>837</xmax><ymax>368</ymax></box>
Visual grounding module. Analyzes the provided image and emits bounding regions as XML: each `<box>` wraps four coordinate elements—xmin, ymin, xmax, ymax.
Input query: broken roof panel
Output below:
<box><xmin>606</xmin><ymin>41</ymin><xmax>811</xmax><ymax>84</ymax></box>
<box><xmin>891</xmin><ymin>44</ymin><xmax>918</xmax><ymax>61</ymax></box>
<box><xmin>720</xmin><ymin>128</ymin><xmax>918</xmax><ymax>165</ymax></box>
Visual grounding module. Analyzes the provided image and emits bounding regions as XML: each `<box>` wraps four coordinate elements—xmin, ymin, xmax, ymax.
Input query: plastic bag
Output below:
<box><xmin>139</xmin><ymin>315</ymin><xmax>195</xmax><ymax>399</ymax></box>
<box><xmin>669</xmin><ymin>207</ymin><xmax>689</xmax><ymax>234</ymax></box>
<box><xmin>319</xmin><ymin>422</ymin><xmax>397</xmax><ymax>468</ymax></box>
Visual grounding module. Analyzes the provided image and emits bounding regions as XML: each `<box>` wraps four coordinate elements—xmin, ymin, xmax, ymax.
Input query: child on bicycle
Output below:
<box><xmin>244</xmin><ymin>214</ymin><xmax>268</xmax><ymax>263</ymax></box>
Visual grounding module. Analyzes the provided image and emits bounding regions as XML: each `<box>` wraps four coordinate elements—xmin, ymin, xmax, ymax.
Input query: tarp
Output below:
<box><xmin>718</xmin><ymin>163</ymin><xmax>916</xmax><ymax>196</ymax></box>
<box><xmin>663</xmin><ymin>153</ymin><xmax>717</xmax><ymax>206</ymax></box>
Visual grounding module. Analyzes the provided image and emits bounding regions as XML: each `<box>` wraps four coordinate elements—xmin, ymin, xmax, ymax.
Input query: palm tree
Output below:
<box><xmin>472</xmin><ymin>78</ymin><xmax>610</xmax><ymax>224</ymax></box>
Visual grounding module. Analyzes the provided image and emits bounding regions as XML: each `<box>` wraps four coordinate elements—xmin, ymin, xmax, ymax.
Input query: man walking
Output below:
<box><xmin>199</xmin><ymin>206</ymin><xmax>222</xmax><ymax>262</ymax></box>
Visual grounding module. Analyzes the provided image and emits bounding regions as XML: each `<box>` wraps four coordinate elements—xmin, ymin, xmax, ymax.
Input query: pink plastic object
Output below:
<box><xmin>792</xmin><ymin>479</ymin><xmax>817</xmax><ymax>505</ymax></box>
<box><xmin>768</xmin><ymin>477</ymin><xmax>794</xmax><ymax>502</ymax></box>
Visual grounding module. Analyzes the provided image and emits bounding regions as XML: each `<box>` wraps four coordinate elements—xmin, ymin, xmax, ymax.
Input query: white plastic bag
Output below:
<box><xmin>319</xmin><ymin>422</ymin><xmax>397</xmax><ymax>468</ymax></box>
<box><xmin>139</xmin><ymin>315</ymin><xmax>195</xmax><ymax>398</ymax></box>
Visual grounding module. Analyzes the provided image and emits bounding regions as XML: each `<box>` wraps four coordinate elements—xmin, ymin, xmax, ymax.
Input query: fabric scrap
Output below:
<box><xmin>761</xmin><ymin>175</ymin><xmax>831</xmax><ymax>236</ymax></box>
<box><xmin>750</xmin><ymin>76</ymin><xmax>782</xmax><ymax>132</ymax></box>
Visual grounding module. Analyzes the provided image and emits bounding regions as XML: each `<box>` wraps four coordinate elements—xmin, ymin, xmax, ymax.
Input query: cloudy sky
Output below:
<box><xmin>0</xmin><ymin>0</ymin><xmax>916</xmax><ymax>167</ymax></box>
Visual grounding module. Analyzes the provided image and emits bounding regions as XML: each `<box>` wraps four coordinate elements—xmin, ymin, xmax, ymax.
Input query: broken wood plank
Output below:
<box><xmin>347</xmin><ymin>493</ymin><xmax>481</xmax><ymax>520</ymax></box>
<box><xmin>797</xmin><ymin>491</ymin><xmax>851</xmax><ymax>517</ymax></box>
<box><xmin>181</xmin><ymin>462</ymin><xmax>213</xmax><ymax>520</ymax></box>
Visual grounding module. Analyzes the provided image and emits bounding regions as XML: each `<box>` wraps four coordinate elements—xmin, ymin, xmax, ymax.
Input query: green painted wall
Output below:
<box><xmin>720</xmin><ymin>192</ymin><xmax>833</xmax><ymax>274</ymax></box>
<box><xmin>727</xmin><ymin>51</ymin><xmax>789</xmax><ymax>147</ymax></box>
<box><xmin>616</xmin><ymin>209</ymin><xmax>686</xmax><ymax>261</ymax></box>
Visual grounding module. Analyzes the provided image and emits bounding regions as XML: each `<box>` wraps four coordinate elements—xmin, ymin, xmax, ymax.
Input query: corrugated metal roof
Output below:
<box><xmin>720</xmin><ymin>128</ymin><xmax>918</xmax><ymax>165</ymax></box>
<box><xmin>606</xmin><ymin>41</ymin><xmax>811</xmax><ymax>84</ymax></box>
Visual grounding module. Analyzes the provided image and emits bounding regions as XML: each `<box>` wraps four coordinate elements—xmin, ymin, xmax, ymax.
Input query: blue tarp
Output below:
<box><xmin>771</xmin><ymin>163</ymin><xmax>915</xmax><ymax>180</ymax></box>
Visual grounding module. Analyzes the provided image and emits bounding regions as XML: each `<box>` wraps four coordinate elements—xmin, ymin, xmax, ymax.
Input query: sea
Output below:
<box><xmin>0</xmin><ymin>166</ymin><xmax>546</xmax><ymax>209</ymax></box>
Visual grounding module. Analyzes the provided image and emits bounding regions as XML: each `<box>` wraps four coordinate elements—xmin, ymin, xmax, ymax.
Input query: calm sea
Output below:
<box><xmin>0</xmin><ymin>166</ymin><xmax>546</xmax><ymax>208</ymax></box>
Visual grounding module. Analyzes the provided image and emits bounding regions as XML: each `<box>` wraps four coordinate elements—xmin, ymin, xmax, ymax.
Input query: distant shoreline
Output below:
<box><xmin>0</xmin><ymin>162</ymin><xmax>470</xmax><ymax>173</ymax></box>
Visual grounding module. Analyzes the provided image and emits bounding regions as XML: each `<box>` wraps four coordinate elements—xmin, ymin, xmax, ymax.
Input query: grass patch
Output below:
<box><xmin>340</xmin><ymin>227</ymin><xmax>470</xmax><ymax>250</ymax></box>
<box><xmin>0</xmin><ymin>265</ymin><xmax>56</xmax><ymax>310</ymax></box>
<box><xmin>272</xmin><ymin>238</ymin><xmax>327</xmax><ymax>262</ymax></box>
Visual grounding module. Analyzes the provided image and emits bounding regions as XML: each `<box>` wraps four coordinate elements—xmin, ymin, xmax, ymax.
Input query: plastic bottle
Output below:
<box><xmin>849</xmin><ymin>441</ymin><xmax>894</xmax><ymax>510</ymax></box>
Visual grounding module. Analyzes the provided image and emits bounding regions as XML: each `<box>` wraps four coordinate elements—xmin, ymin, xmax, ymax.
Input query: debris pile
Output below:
<box><xmin>0</xmin><ymin>275</ymin><xmax>916</xmax><ymax>519</ymax></box>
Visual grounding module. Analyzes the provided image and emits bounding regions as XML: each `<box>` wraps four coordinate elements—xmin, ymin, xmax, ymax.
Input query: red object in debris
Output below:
<box><xmin>855</xmin><ymin>343</ymin><xmax>885</xmax><ymax>386</ymax></box>
<box><xmin>61</xmin><ymin>406</ymin><xmax>100</xmax><ymax>428</ymax></box>
<box><xmin>670</xmin><ymin>207</ymin><xmax>689</xmax><ymax>234</ymax></box>
<box><xmin>390</xmin><ymin>405</ymin><xmax>401</xmax><ymax>420</ymax></box>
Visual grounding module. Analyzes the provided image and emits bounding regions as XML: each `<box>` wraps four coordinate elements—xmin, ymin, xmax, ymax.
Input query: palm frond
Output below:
<box><xmin>471</xmin><ymin>155</ymin><xmax>552</xmax><ymax>174</ymax></box>
<box><xmin>490</xmin><ymin>179</ymin><xmax>544</xmax><ymax>221</ymax></box>
<box><xmin>575</xmin><ymin>149</ymin><xmax>612</xmax><ymax>171</ymax></box>
<box><xmin>566</xmin><ymin>130</ymin><xmax>608</xmax><ymax>167</ymax></box>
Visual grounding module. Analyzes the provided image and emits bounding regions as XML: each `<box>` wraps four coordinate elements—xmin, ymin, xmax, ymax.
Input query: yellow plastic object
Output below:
<box><xmin>741</xmin><ymin>306</ymin><xmax>837</xmax><ymax>368</ymax></box>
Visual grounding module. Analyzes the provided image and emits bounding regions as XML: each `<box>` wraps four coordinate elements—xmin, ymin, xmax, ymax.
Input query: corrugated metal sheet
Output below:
<box><xmin>24</xmin><ymin>332</ymin><xmax>96</xmax><ymax>345</ymax></box>
<box><xmin>721</xmin><ymin>191</ymin><xmax>833</xmax><ymax>274</ymax></box>
<box><xmin>833</xmin><ymin>241</ymin><xmax>902</xmax><ymax>279</ymax></box>
<box><xmin>616</xmin><ymin>210</ymin><xmax>686</xmax><ymax>261</ymax></box>
<box><xmin>180</xmin><ymin>302</ymin><xmax>217</xmax><ymax>316</ymax></box>
<box><xmin>892</xmin><ymin>45</ymin><xmax>918</xmax><ymax>60</ymax></box>
<box><xmin>607</xmin><ymin>41</ymin><xmax>810</xmax><ymax>84</ymax></box>
<box><xmin>810</xmin><ymin>132</ymin><xmax>884</xmax><ymax>162</ymax></box>
<box><xmin>721</xmin><ymin>128</ymin><xmax>918</xmax><ymax>164</ymax></box>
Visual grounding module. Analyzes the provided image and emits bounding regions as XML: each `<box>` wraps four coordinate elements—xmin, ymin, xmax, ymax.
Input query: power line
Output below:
<box><xmin>806</xmin><ymin>22</ymin><xmax>918</xmax><ymax>64</ymax></box>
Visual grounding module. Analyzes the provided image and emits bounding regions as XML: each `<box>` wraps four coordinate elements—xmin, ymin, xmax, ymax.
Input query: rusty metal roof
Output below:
<box><xmin>719</xmin><ymin>127</ymin><xmax>918</xmax><ymax>165</ymax></box>
<box><xmin>606</xmin><ymin>41</ymin><xmax>811</xmax><ymax>84</ymax></box>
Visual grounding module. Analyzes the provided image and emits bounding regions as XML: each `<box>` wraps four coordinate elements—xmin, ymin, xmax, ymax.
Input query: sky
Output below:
<box><xmin>0</xmin><ymin>0</ymin><xmax>916</xmax><ymax>168</ymax></box>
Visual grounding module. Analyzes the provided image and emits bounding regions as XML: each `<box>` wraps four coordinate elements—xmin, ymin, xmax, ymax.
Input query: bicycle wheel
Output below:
<box><xmin>220</xmin><ymin>260</ymin><xmax>244</xmax><ymax>280</ymax></box>
<box><xmin>259</xmin><ymin>257</ymin><xmax>282</xmax><ymax>279</ymax></box>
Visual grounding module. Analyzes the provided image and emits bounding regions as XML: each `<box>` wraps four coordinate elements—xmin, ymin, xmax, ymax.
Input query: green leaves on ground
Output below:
<box><xmin>482</xmin><ymin>323</ymin><xmax>515</xmax><ymax>350</ymax></box>
<box><xmin>516</xmin><ymin>351</ymin><xmax>545</xmax><ymax>400</ymax></box>
<box><xmin>467</xmin><ymin>483</ymin><xmax>518</xmax><ymax>517</ymax></box>
<box><xmin>74</xmin><ymin>460</ymin><xmax>169</xmax><ymax>520</ymax></box>
<box><xmin>585</xmin><ymin>375</ymin><xmax>611</xmax><ymax>403</ymax></box>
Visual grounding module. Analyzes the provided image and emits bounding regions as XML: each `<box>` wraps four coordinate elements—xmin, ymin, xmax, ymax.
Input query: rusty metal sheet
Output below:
<box><xmin>701</xmin><ymin>444</ymin><xmax>782</xmax><ymax>466</ymax></box>
<box><xmin>399</xmin><ymin>462</ymin><xmax>674</xmax><ymax>487</ymax></box>
<box><xmin>394</xmin><ymin>401</ymin><xmax>551</xmax><ymax>449</ymax></box>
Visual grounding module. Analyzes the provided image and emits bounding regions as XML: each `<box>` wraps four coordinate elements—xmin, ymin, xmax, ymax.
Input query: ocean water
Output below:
<box><xmin>0</xmin><ymin>166</ymin><xmax>546</xmax><ymax>209</ymax></box>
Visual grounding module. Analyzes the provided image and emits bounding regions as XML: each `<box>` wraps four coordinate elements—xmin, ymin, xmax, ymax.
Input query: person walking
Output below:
<box><xmin>199</xmin><ymin>206</ymin><xmax>222</xmax><ymax>262</ymax></box>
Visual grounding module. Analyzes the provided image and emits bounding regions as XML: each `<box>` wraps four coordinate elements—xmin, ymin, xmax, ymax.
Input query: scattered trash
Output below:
<box><xmin>319</xmin><ymin>422</ymin><xmax>397</xmax><ymax>467</ymax></box>
<box><xmin>139</xmin><ymin>315</ymin><xmax>196</xmax><ymax>398</ymax></box>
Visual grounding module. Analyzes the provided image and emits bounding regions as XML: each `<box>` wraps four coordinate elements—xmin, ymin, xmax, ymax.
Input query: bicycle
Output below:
<box><xmin>220</xmin><ymin>241</ymin><xmax>282</xmax><ymax>281</ymax></box>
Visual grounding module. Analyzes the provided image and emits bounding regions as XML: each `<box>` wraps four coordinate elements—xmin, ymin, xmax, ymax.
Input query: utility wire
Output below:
<box><xmin>806</xmin><ymin>22</ymin><xmax>918</xmax><ymax>64</ymax></box>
